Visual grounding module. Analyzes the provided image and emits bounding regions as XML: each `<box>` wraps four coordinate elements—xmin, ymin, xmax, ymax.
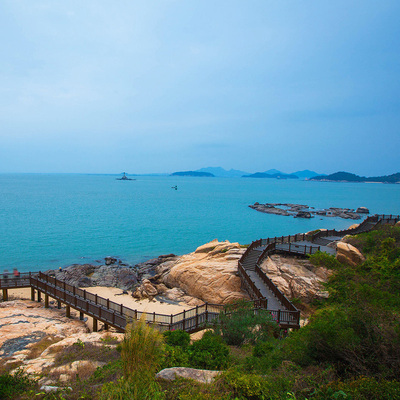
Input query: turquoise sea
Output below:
<box><xmin>1</xmin><ymin>174</ymin><xmax>399</xmax><ymax>273</ymax></box>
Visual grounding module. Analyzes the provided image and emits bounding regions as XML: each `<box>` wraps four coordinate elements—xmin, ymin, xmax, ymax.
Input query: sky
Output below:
<box><xmin>0</xmin><ymin>1</ymin><xmax>399</xmax><ymax>176</ymax></box>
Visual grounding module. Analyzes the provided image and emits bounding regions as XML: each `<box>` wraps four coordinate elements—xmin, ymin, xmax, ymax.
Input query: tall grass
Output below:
<box><xmin>100</xmin><ymin>317</ymin><xmax>165</xmax><ymax>400</ymax></box>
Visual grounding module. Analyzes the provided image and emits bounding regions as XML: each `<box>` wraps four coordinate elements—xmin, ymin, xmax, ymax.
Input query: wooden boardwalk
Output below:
<box><xmin>1</xmin><ymin>214</ymin><xmax>398</xmax><ymax>333</ymax></box>
<box><xmin>238</xmin><ymin>214</ymin><xmax>400</xmax><ymax>329</ymax></box>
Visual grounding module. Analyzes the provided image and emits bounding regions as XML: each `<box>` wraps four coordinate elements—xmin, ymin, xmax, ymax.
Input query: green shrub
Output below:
<box><xmin>223</xmin><ymin>369</ymin><xmax>292</xmax><ymax>400</ymax></box>
<box><xmin>309</xmin><ymin>251</ymin><xmax>342</xmax><ymax>270</ymax></box>
<box><xmin>100</xmin><ymin>377</ymin><xmax>165</xmax><ymax>400</ymax></box>
<box><xmin>213</xmin><ymin>300</ymin><xmax>279</xmax><ymax>346</ymax></box>
<box><xmin>121</xmin><ymin>318</ymin><xmax>165</xmax><ymax>380</ymax></box>
<box><xmin>313</xmin><ymin>376</ymin><xmax>400</xmax><ymax>400</ymax></box>
<box><xmin>163</xmin><ymin>329</ymin><xmax>191</xmax><ymax>348</ymax></box>
<box><xmin>99</xmin><ymin>318</ymin><xmax>166</xmax><ymax>400</ymax></box>
<box><xmin>0</xmin><ymin>369</ymin><xmax>36</xmax><ymax>399</ymax></box>
<box><xmin>188</xmin><ymin>331</ymin><xmax>230</xmax><ymax>370</ymax></box>
<box><xmin>162</xmin><ymin>344</ymin><xmax>190</xmax><ymax>368</ymax></box>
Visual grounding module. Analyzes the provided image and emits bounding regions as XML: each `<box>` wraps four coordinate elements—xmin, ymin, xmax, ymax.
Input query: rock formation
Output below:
<box><xmin>156</xmin><ymin>367</ymin><xmax>221</xmax><ymax>384</ymax></box>
<box><xmin>47</xmin><ymin>263</ymin><xmax>138</xmax><ymax>291</ymax></box>
<box><xmin>0</xmin><ymin>299</ymin><xmax>123</xmax><ymax>388</ymax></box>
<box><xmin>158</xmin><ymin>240</ymin><xmax>248</xmax><ymax>305</ymax></box>
<box><xmin>336</xmin><ymin>242</ymin><xmax>366</xmax><ymax>266</ymax></box>
<box><xmin>259</xmin><ymin>255</ymin><xmax>330</xmax><ymax>302</ymax></box>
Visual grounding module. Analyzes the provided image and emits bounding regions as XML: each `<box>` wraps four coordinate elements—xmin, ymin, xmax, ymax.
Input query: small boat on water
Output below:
<box><xmin>116</xmin><ymin>172</ymin><xmax>135</xmax><ymax>181</ymax></box>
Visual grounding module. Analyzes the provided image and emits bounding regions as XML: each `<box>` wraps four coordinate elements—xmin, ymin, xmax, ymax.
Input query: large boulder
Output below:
<box><xmin>356</xmin><ymin>207</ymin><xmax>369</xmax><ymax>214</ymax></box>
<box><xmin>48</xmin><ymin>264</ymin><xmax>138</xmax><ymax>291</ymax></box>
<box><xmin>156</xmin><ymin>367</ymin><xmax>221</xmax><ymax>384</ymax></box>
<box><xmin>336</xmin><ymin>242</ymin><xmax>366</xmax><ymax>267</ymax></box>
<box><xmin>162</xmin><ymin>240</ymin><xmax>247</xmax><ymax>304</ymax></box>
<box><xmin>259</xmin><ymin>255</ymin><xmax>330</xmax><ymax>303</ymax></box>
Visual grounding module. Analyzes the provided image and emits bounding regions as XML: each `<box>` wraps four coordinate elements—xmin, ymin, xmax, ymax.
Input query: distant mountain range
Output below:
<box><xmin>311</xmin><ymin>171</ymin><xmax>400</xmax><ymax>184</ymax></box>
<box><xmin>170</xmin><ymin>171</ymin><xmax>214</xmax><ymax>177</ymax></box>
<box><xmin>242</xmin><ymin>169</ymin><xmax>321</xmax><ymax>180</ymax></box>
<box><xmin>196</xmin><ymin>167</ymin><xmax>250</xmax><ymax>178</ymax></box>
<box><xmin>170</xmin><ymin>167</ymin><xmax>322</xmax><ymax>179</ymax></box>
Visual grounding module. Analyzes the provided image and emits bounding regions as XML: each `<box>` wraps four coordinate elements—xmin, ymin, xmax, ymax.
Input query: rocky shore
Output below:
<box><xmin>1</xmin><ymin>235</ymin><xmax>365</xmax><ymax>388</ymax></box>
<box><xmin>249</xmin><ymin>202</ymin><xmax>369</xmax><ymax>219</ymax></box>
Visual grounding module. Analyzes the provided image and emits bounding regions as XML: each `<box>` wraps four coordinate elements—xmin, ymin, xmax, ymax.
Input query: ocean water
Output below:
<box><xmin>0</xmin><ymin>174</ymin><xmax>399</xmax><ymax>273</ymax></box>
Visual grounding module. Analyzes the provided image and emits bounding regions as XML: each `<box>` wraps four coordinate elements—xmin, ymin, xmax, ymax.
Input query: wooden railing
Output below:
<box><xmin>0</xmin><ymin>271</ymin><xmax>271</xmax><ymax>333</ymax></box>
<box><xmin>238</xmin><ymin>261</ymin><xmax>266</xmax><ymax>303</ymax></box>
<box><xmin>2</xmin><ymin>214</ymin><xmax>397</xmax><ymax>332</ymax></box>
<box><xmin>0</xmin><ymin>272</ymin><xmax>33</xmax><ymax>289</ymax></box>
<box><xmin>310</xmin><ymin>214</ymin><xmax>399</xmax><ymax>241</ymax></box>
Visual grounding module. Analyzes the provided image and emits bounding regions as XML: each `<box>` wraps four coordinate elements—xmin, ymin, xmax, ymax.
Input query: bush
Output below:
<box><xmin>0</xmin><ymin>369</ymin><xmax>36</xmax><ymax>399</ymax></box>
<box><xmin>223</xmin><ymin>369</ymin><xmax>292</xmax><ymax>400</ymax></box>
<box><xmin>100</xmin><ymin>318</ymin><xmax>165</xmax><ymax>400</ymax></box>
<box><xmin>213</xmin><ymin>300</ymin><xmax>279</xmax><ymax>346</ymax></box>
<box><xmin>312</xmin><ymin>376</ymin><xmax>400</xmax><ymax>400</ymax></box>
<box><xmin>162</xmin><ymin>344</ymin><xmax>190</xmax><ymax>368</ymax></box>
<box><xmin>188</xmin><ymin>331</ymin><xmax>230</xmax><ymax>370</ymax></box>
<box><xmin>163</xmin><ymin>330</ymin><xmax>190</xmax><ymax>348</ymax></box>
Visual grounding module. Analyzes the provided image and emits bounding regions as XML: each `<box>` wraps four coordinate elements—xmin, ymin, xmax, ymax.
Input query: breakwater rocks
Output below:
<box><xmin>249</xmin><ymin>203</ymin><xmax>369</xmax><ymax>220</ymax></box>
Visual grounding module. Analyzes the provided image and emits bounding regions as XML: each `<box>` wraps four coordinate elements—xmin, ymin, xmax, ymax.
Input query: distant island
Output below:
<box><xmin>242</xmin><ymin>172</ymin><xmax>299</xmax><ymax>179</ymax></box>
<box><xmin>310</xmin><ymin>171</ymin><xmax>400</xmax><ymax>184</ymax></box>
<box><xmin>171</xmin><ymin>167</ymin><xmax>321</xmax><ymax>179</ymax></box>
<box><xmin>170</xmin><ymin>171</ymin><xmax>215</xmax><ymax>177</ymax></box>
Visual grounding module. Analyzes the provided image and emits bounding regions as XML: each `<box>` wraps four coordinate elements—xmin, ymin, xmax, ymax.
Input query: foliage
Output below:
<box><xmin>0</xmin><ymin>369</ymin><xmax>36</xmax><ymax>399</ymax></box>
<box><xmin>284</xmin><ymin>226</ymin><xmax>400</xmax><ymax>379</ymax></box>
<box><xmin>120</xmin><ymin>318</ymin><xmax>165</xmax><ymax>380</ymax></box>
<box><xmin>162</xmin><ymin>344</ymin><xmax>190</xmax><ymax>368</ymax></box>
<box><xmin>54</xmin><ymin>342</ymin><xmax>119</xmax><ymax>367</ymax></box>
<box><xmin>188</xmin><ymin>331</ymin><xmax>230</xmax><ymax>370</ymax></box>
<box><xmin>163</xmin><ymin>329</ymin><xmax>190</xmax><ymax>348</ymax></box>
<box><xmin>213</xmin><ymin>300</ymin><xmax>279</xmax><ymax>346</ymax></box>
<box><xmin>99</xmin><ymin>318</ymin><xmax>165</xmax><ymax>400</ymax></box>
<box><xmin>311</xmin><ymin>376</ymin><xmax>400</xmax><ymax>400</ymax></box>
<box><xmin>309</xmin><ymin>251</ymin><xmax>342</xmax><ymax>270</ymax></box>
<box><xmin>100</xmin><ymin>377</ymin><xmax>164</xmax><ymax>400</ymax></box>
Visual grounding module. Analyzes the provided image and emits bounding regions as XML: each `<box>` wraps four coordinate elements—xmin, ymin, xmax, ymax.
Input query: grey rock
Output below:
<box><xmin>156</xmin><ymin>367</ymin><xmax>221</xmax><ymax>384</ymax></box>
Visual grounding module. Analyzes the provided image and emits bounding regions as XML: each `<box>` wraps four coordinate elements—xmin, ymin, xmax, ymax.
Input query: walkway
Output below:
<box><xmin>238</xmin><ymin>214</ymin><xmax>400</xmax><ymax>329</ymax></box>
<box><xmin>1</xmin><ymin>214</ymin><xmax>398</xmax><ymax>333</ymax></box>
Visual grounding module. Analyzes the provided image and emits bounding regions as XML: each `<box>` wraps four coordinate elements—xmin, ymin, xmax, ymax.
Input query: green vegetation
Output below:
<box><xmin>2</xmin><ymin>225</ymin><xmax>400</xmax><ymax>399</ymax></box>
<box><xmin>0</xmin><ymin>369</ymin><xmax>36</xmax><ymax>399</ymax></box>
<box><xmin>311</xmin><ymin>171</ymin><xmax>400</xmax><ymax>183</ymax></box>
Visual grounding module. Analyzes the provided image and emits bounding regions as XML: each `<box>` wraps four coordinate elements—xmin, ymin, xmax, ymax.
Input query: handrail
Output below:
<box><xmin>237</xmin><ymin>213</ymin><xmax>399</xmax><ymax>329</ymax></box>
<box><xmin>1</xmin><ymin>270</ymin><xmax>272</xmax><ymax>333</ymax></box>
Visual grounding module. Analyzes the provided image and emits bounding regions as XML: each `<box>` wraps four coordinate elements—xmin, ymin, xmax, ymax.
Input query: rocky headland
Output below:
<box><xmin>249</xmin><ymin>202</ymin><xmax>369</xmax><ymax>219</ymax></box>
<box><xmin>1</xmin><ymin>232</ymin><xmax>373</xmax><ymax>390</ymax></box>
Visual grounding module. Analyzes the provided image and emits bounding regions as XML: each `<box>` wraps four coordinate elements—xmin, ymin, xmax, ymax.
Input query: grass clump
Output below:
<box><xmin>213</xmin><ymin>300</ymin><xmax>279</xmax><ymax>346</ymax></box>
<box><xmin>99</xmin><ymin>317</ymin><xmax>165</xmax><ymax>400</ymax></box>
<box><xmin>0</xmin><ymin>369</ymin><xmax>36</xmax><ymax>399</ymax></box>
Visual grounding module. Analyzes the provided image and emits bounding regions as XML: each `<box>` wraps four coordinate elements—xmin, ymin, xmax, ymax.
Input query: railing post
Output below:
<box><xmin>277</xmin><ymin>309</ymin><xmax>281</xmax><ymax>324</ymax></box>
<box><xmin>120</xmin><ymin>304</ymin><xmax>123</xmax><ymax>315</ymax></box>
<box><xmin>95</xmin><ymin>294</ymin><xmax>98</xmax><ymax>304</ymax></box>
<box><xmin>182</xmin><ymin>310</ymin><xmax>186</xmax><ymax>331</ymax></box>
<box><xmin>107</xmin><ymin>298</ymin><xmax>110</xmax><ymax>309</ymax></box>
<box><xmin>170</xmin><ymin>314</ymin><xmax>173</xmax><ymax>329</ymax></box>
<box><xmin>153</xmin><ymin>312</ymin><xmax>156</xmax><ymax>323</ymax></box>
<box><xmin>195</xmin><ymin>306</ymin><xmax>199</xmax><ymax>328</ymax></box>
<box><xmin>289</xmin><ymin>242</ymin><xmax>291</xmax><ymax>252</ymax></box>
<box><xmin>73</xmin><ymin>286</ymin><xmax>75</xmax><ymax>296</ymax></box>
<box><xmin>84</xmin><ymin>290</ymin><xmax>86</xmax><ymax>300</ymax></box>
<box><xmin>205</xmin><ymin>302</ymin><xmax>208</xmax><ymax>322</ymax></box>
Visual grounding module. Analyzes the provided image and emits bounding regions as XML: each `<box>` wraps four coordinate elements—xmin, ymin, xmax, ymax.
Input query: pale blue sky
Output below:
<box><xmin>1</xmin><ymin>1</ymin><xmax>399</xmax><ymax>175</ymax></box>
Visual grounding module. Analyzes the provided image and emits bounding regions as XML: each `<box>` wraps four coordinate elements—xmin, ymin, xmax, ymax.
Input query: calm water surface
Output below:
<box><xmin>0</xmin><ymin>174</ymin><xmax>399</xmax><ymax>272</ymax></box>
